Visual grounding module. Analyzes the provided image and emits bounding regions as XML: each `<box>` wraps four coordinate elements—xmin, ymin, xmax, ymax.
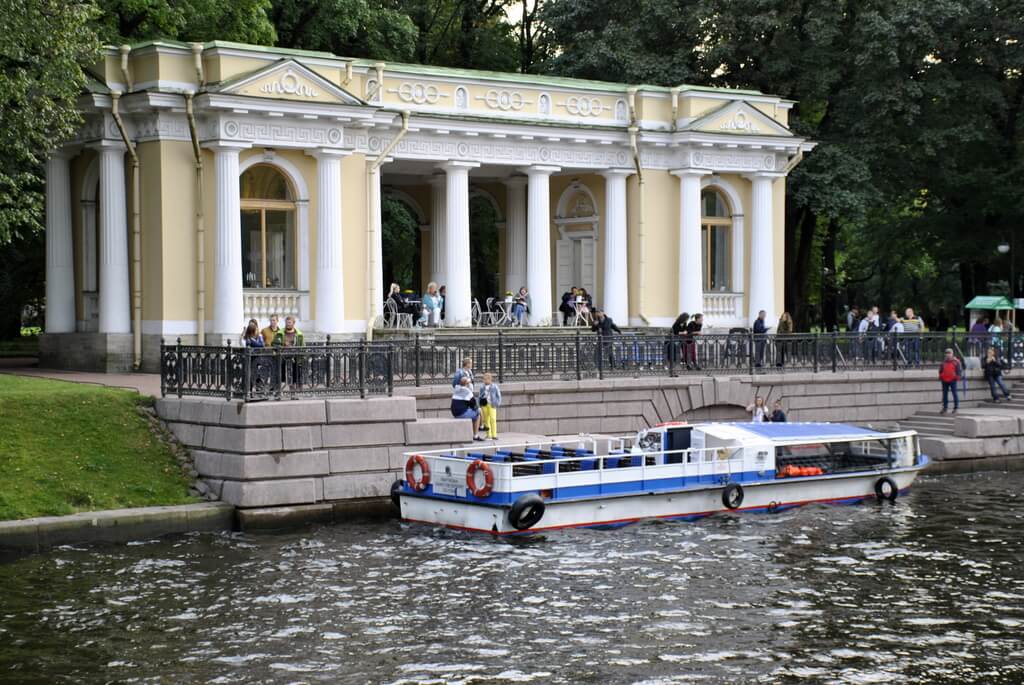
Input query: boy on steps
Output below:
<box><xmin>478</xmin><ymin>372</ymin><xmax>503</xmax><ymax>440</ymax></box>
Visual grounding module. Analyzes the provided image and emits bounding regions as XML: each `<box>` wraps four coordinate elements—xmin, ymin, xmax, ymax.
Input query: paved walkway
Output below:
<box><xmin>0</xmin><ymin>357</ymin><xmax>161</xmax><ymax>396</ymax></box>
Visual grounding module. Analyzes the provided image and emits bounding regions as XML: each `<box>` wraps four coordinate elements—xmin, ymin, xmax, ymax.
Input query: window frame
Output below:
<box><xmin>239</xmin><ymin>165</ymin><xmax>297</xmax><ymax>290</ymax></box>
<box><xmin>700</xmin><ymin>190</ymin><xmax>732</xmax><ymax>292</ymax></box>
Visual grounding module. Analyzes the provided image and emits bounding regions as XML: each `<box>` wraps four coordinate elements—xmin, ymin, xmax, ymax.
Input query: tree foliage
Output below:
<box><xmin>0</xmin><ymin>0</ymin><xmax>99</xmax><ymax>243</ymax></box>
<box><xmin>93</xmin><ymin>0</ymin><xmax>276</xmax><ymax>44</ymax></box>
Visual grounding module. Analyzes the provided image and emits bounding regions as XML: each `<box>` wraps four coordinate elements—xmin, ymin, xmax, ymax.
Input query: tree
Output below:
<box><xmin>0</xmin><ymin>0</ymin><xmax>99</xmax><ymax>244</ymax></box>
<box><xmin>0</xmin><ymin>232</ymin><xmax>44</xmax><ymax>338</ymax></box>
<box><xmin>269</xmin><ymin>0</ymin><xmax>417</xmax><ymax>62</ymax></box>
<box><xmin>93</xmin><ymin>0</ymin><xmax>276</xmax><ymax>44</ymax></box>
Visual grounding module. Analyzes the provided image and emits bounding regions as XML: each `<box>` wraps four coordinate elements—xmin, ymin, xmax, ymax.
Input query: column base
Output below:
<box><xmin>40</xmin><ymin>333</ymin><xmax>136</xmax><ymax>373</ymax></box>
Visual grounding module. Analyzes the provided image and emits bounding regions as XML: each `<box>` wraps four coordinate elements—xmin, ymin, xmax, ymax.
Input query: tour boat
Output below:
<box><xmin>394</xmin><ymin>422</ymin><xmax>929</xmax><ymax>535</ymax></box>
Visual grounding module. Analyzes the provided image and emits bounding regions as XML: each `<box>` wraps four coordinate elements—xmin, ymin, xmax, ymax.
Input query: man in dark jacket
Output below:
<box><xmin>752</xmin><ymin>309</ymin><xmax>768</xmax><ymax>367</ymax></box>
<box><xmin>591</xmin><ymin>310</ymin><xmax>620</xmax><ymax>368</ymax></box>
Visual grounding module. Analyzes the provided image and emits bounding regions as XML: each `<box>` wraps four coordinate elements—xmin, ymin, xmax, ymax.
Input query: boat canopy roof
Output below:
<box><xmin>697</xmin><ymin>422</ymin><xmax>895</xmax><ymax>445</ymax></box>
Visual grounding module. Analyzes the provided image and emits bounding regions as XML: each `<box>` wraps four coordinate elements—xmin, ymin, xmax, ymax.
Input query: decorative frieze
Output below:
<box><xmin>391</xmin><ymin>82</ymin><xmax>446</xmax><ymax>105</ymax></box>
<box><xmin>478</xmin><ymin>89</ymin><xmax>531</xmax><ymax>111</ymax></box>
<box><xmin>561</xmin><ymin>96</ymin><xmax>604</xmax><ymax>117</ymax></box>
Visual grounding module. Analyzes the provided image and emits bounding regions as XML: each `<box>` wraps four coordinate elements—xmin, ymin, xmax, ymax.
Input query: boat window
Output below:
<box><xmin>665</xmin><ymin>427</ymin><xmax>692</xmax><ymax>454</ymax></box>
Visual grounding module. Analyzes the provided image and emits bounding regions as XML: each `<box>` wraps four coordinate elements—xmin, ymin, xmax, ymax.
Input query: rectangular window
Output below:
<box><xmin>241</xmin><ymin>209</ymin><xmax>262</xmax><ymax>288</ymax></box>
<box><xmin>701</xmin><ymin>224</ymin><xmax>731</xmax><ymax>291</ymax></box>
<box><xmin>265</xmin><ymin>210</ymin><xmax>295</xmax><ymax>289</ymax></box>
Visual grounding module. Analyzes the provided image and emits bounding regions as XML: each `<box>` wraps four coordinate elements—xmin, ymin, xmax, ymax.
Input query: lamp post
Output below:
<box><xmin>998</xmin><ymin>237</ymin><xmax>1015</xmax><ymax>328</ymax></box>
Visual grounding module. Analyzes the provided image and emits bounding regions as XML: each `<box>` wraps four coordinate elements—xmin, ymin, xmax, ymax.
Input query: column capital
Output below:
<box><xmin>743</xmin><ymin>171</ymin><xmax>787</xmax><ymax>181</ymax></box>
<box><xmin>47</xmin><ymin>148</ymin><xmax>75</xmax><ymax>161</ymax></box>
<box><xmin>670</xmin><ymin>168</ymin><xmax>712</xmax><ymax>178</ymax></box>
<box><xmin>600</xmin><ymin>168</ymin><xmax>634</xmax><ymax>179</ymax></box>
<box><xmin>503</xmin><ymin>175</ymin><xmax>529</xmax><ymax>188</ymax></box>
<box><xmin>518</xmin><ymin>165</ymin><xmax>561</xmax><ymax>176</ymax></box>
<box><xmin>306</xmin><ymin>148</ymin><xmax>352</xmax><ymax>160</ymax></box>
<box><xmin>426</xmin><ymin>173</ymin><xmax>446</xmax><ymax>187</ymax></box>
<box><xmin>88</xmin><ymin>139</ymin><xmax>127</xmax><ymax>153</ymax></box>
<box><xmin>365</xmin><ymin>155</ymin><xmax>392</xmax><ymax>167</ymax></box>
<box><xmin>438</xmin><ymin>160</ymin><xmax>481</xmax><ymax>172</ymax></box>
<box><xmin>201</xmin><ymin>141</ymin><xmax>251</xmax><ymax>153</ymax></box>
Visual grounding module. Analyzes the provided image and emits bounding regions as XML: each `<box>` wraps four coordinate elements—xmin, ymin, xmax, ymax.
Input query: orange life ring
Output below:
<box><xmin>405</xmin><ymin>454</ymin><xmax>431</xmax><ymax>491</ymax></box>
<box><xmin>465</xmin><ymin>459</ymin><xmax>495</xmax><ymax>497</ymax></box>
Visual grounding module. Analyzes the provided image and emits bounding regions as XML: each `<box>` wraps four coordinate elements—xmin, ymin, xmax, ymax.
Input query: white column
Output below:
<box><xmin>746</xmin><ymin>172</ymin><xmax>781</xmax><ymax>323</ymax></box>
<box><xmin>440</xmin><ymin>161</ymin><xmax>479</xmax><ymax>327</ymax></box>
<box><xmin>208</xmin><ymin>144</ymin><xmax>245</xmax><ymax>342</ymax></box>
<box><xmin>503</xmin><ymin>176</ymin><xmax>527</xmax><ymax>293</ymax></box>
<box><xmin>44</xmin><ymin>151</ymin><xmax>75</xmax><ymax>333</ymax></box>
<box><xmin>601</xmin><ymin>169</ymin><xmax>631</xmax><ymax>325</ymax></box>
<box><xmin>522</xmin><ymin>165</ymin><xmax>560</xmax><ymax>326</ymax></box>
<box><xmin>96</xmin><ymin>142</ymin><xmax>131</xmax><ymax>334</ymax></box>
<box><xmin>308</xmin><ymin>149</ymin><xmax>349</xmax><ymax>334</ymax></box>
<box><xmin>671</xmin><ymin>169</ymin><xmax>708</xmax><ymax>317</ymax></box>
<box><xmin>368</xmin><ymin>164</ymin><xmax>384</xmax><ymax>323</ymax></box>
<box><xmin>428</xmin><ymin>174</ymin><xmax>447</xmax><ymax>287</ymax></box>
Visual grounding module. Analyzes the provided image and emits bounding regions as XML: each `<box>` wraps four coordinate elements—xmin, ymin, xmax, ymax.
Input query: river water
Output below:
<box><xmin>2</xmin><ymin>471</ymin><xmax>1023</xmax><ymax>684</ymax></box>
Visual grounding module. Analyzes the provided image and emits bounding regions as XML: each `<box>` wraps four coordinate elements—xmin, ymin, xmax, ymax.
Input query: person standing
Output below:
<box><xmin>902</xmin><ymin>307</ymin><xmax>924</xmax><ymax>366</ymax></box>
<box><xmin>753</xmin><ymin>309</ymin><xmax>769</xmax><ymax>367</ymax></box>
<box><xmin>982</xmin><ymin>346</ymin><xmax>1013</xmax><ymax>402</ymax></box>
<box><xmin>685</xmin><ymin>313</ymin><xmax>703</xmax><ymax>370</ymax></box>
<box><xmin>770</xmin><ymin>400</ymin><xmax>788</xmax><ymax>422</ymax></box>
<box><xmin>241</xmin><ymin>319</ymin><xmax>264</xmax><ymax>348</ymax></box>
<box><xmin>478</xmin><ymin>372</ymin><xmax>503</xmax><ymax>439</ymax></box>
<box><xmin>272</xmin><ymin>315</ymin><xmax>305</xmax><ymax>386</ymax></box>
<box><xmin>260</xmin><ymin>314</ymin><xmax>280</xmax><ymax>347</ymax></box>
<box><xmin>846</xmin><ymin>306</ymin><xmax>860</xmax><ymax>332</ymax></box>
<box><xmin>938</xmin><ymin>348</ymin><xmax>962</xmax><ymax>415</ymax></box>
<box><xmin>746</xmin><ymin>396</ymin><xmax>769</xmax><ymax>422</ymax></box>
<box><xmin>591</xmin><ymin>310</ymin><xmax>621</xmax><ymax>368</ymax></box>
<box><xmin>775</xmin><ymin>311</ymin><xmax>793</xmax><ymax>367</ymax></box>
<box><xmin>670</xmin><ymin>312</ymin><xmax>689</xmax><ymax>366</ymax></box>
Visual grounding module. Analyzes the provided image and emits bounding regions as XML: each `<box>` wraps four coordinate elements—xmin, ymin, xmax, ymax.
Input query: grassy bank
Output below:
<box><xmin>0</xmin><ymin>375</ymin><xmax>195</xmax><ymax>520</ymax></box>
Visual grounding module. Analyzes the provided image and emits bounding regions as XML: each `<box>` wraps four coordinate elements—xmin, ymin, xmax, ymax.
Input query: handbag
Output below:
<box><xmin>469</xmin><ymin>396</ymin><xmax>479</xmax><ymax>410</ymax></box>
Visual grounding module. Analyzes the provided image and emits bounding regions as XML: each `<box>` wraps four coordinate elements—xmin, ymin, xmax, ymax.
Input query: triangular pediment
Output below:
<box><xmin>685</xmin><ymin>100</ymin><xmax>793</xmax><ymax>137</ymax></box>
<box><xmin>214</xmin><ymin>59</ymin><xmax>364</xmax><ymax>105</ymax></box>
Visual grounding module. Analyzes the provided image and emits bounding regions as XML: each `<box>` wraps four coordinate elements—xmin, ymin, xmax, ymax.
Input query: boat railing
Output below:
<box><xmin>407</xmin><ymin>443</ymin><xmax>752</xmax><ymax>495</ymax></box>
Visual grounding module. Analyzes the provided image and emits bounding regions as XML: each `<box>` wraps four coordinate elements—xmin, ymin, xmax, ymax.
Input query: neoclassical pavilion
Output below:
<box><xmin>42</xmin><ymin>40</ymin><xmax>813</xmax><ymax>371</ymax></box>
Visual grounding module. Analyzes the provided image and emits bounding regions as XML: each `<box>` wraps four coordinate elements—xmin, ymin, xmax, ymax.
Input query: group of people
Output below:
<box><xmin>670</xmin><ymin>312</ymin><xmax>705</xmax><ymax>370</ymax></box>
<box><xmin>558</xmin><ymin>287</ymin><xmax>595</xmax><ymax>326</ymax></box>
<box><xmin>746</xmin><ymin>396</ymin><xmax>788</xmax><ymax>423</ymax></box>
<box><xmin>450</xmin><ymin>357</ymin><xmax>503</xmax><ymax>441</ymax></box>
<box><xmin>388</xmin><ymin>282</ymin><xmax>535</xmax><ymax>327</ymax></box>
<box><xmin>937</xmin><ymin>345</ymin><xmax>1013</xmax><ymax>414</ymax></box>
<box><xmin>240</xmin><ymin>314</ymin><xmax>303</xmax><ymax>348</ymax></box>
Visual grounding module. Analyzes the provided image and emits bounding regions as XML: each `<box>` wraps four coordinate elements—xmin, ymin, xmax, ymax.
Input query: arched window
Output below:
<box><xmin>701</xmin><ymin>189</ymin><xmax>731</xmax><ymax>291</ymax></box>
<box><xmin>240</xmin><ymin>165</ymin><xmax>296</xmax><ymax>289</ymax></box>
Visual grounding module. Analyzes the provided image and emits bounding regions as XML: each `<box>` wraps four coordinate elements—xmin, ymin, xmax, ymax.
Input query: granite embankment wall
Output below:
<box><xmin>155</xmin><ymin>369</ymin><xmax>1010</xmax><ymax>512</ymax></box>
<box><xmin>408</xmin><ymin>369</ymin><xmax>974</xmax><ymax>433</ymax></box>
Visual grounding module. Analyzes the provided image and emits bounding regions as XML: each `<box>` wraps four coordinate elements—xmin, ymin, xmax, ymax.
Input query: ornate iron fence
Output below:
<box><xmin>160</xmin><ymin>330</ymin><xmax>1023</xmax><ymax>401</ymax></box>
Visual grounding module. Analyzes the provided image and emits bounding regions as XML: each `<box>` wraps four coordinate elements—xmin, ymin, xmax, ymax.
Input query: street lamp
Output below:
<box><xmin>997</xmin><ymin>239</ymin><xmax>1016</xmax><ymax>328</ymax></box>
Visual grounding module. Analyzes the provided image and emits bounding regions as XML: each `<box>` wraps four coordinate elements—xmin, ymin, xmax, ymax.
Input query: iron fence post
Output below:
<box><xmin>1007</xmin><ymin>330</ymin><xmax>1013</xmax><ymax>370</ymax></box>
<box><xmin>575</xmin><ymin>330</ymin><xmax>582</xmax><ymax>381</ymax></box>
<box><xmin>891</xmin><ymin>333</ymin><xmax>899</xmax><ymax>371</ymax></box>
<box><xmin>414</xmin><ymin>333</ymin><xmax>421</xmax><ymax>387</ymax></box>
<box><xmin>831</xmin><ymin>331</ymin><xmax>838</xmax><ymax>373</ymax></box>
<box><xmin>176</xmin><ymin>337</ymin><xmax>183</xmax><ymax>398</ymax></box>
<box><xmin>159</xmin><ymin>338</ymin><xmax>166</xmax><ymax>397</ymax></box>
<box><xmin>813</xmin><ymin>332</ymin><xmax>820</xmax><ymax>373</ymax></box>
<box><xmin>243</xmin><ymin>346</ymin><xmax>251</xmax><ymax>401</ymax></box>
<box><xmin>748</xmin><ymin>331</ymin><xmax>755</xmax><ymax>375</ymax></box>
<box><xmin>274</xmin><ymin>344</ymin><xmax>283</xmax><ymax>400</ymax></box>
<box><xmin>225</xmin><ymin>340</ymin><xmax>233</xmax><ymax>401</ymax></box>
<box><xmin>597</xmin><ymin>333</ymin><xmax>604</xmax><ymax>380</ymax></box>
<box><xmin>498</xmin><ymin>331</ymin><xmax>505</xmax><ymax>383</ymax></box>
<box><xmin>388</xmin><ymin>344</ymin><xmax>394</xmax><ymax>396</ymax></box>
<box><xmin>667</xmin><ymin>334</ymin><xmax>676</xmax><ymax>378</ymax></box>
<box><xmin>359</xmin><ymin>340</ymin><xmax>367</xmax><ymax>399</ymax></box>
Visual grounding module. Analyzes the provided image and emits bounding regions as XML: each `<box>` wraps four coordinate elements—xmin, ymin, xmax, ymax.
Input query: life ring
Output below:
<box><xmin>874</xmin><ymin>476</ymin><xmax>898</xmax><ymax>502</ymax></box>
<box><xmin>465</xmin><ymin>459</ymin><xmax>495</xmax><ymax>498</ymax></box>
<box><xmin>405</xmin><ymin>454</ymin><xmax>431</xmax><ymax>491</ymax></box>
<box><xmin>508</xmin><ymin>494</ymin><xmax>545</xmax><ymax>530</ymax></box>
<box><xmin>722</xmin><ymin>483</ymin><xmax>744</xmax><ymax>510</ymax></box>
<box><xmin>390</xmin><ymin>479</ymin><xmax>402</xmax><ymax>508</ymax></box>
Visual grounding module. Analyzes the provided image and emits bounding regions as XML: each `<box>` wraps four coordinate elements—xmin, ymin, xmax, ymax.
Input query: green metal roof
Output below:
<box><xmin>109</xmin><ymin>39</ymin><xmax>768</xmax><ymax>98</ymax></box>
<box><xmin>966</xmin><ymin>295</ymin><xmax>1014</xmax><ymax>309</ymax></box>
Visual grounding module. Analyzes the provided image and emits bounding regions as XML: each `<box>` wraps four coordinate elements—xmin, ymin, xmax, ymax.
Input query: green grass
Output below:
<box><xmin>0</xmin><ymin>375</ymin><xmax>195</xmax><ymax>520</ymax></box>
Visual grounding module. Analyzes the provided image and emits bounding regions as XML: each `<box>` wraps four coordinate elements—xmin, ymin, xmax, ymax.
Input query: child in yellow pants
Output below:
<box><xmin>478</xmin><ymin>372</ymin><xmax>502</xmax><ymax>440</ymax></box>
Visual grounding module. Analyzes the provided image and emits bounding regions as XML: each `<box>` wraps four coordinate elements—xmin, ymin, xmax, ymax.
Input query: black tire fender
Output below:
<box><xmin>722</xmin><ymin>483</ymin><xmax>744</xmax><ymax>510</ymax></box>
<box><xmin>874</xmin><ymin>476</ymin><xmax>898</xmax><ymax>502</ymax></box>
<box><xmin>390</xmin><ymin>479</ymin><xmax>403</xmax><ymax>508</ymax></box>
<box><xmin>508</xmin><ymin>494</ymin><xmax>546</xmax><ymax>531</ymax></box>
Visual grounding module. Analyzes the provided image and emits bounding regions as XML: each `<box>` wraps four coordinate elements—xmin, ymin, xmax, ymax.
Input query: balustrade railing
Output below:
<box><xmin>160</xmin><ymin>330</ymin><xmax>1023</xmax><ymax>401</ymax></box>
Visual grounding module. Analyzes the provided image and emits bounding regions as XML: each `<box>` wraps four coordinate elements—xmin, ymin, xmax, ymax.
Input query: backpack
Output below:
<box><xmin>939</xmin><ymin>359</ymin><xmax>961</xmax><ymax>383</ymax></box>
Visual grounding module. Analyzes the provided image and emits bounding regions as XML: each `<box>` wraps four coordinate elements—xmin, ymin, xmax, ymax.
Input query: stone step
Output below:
<box><xmin>899</xmin><ymin>425</ymin><xmax>956</xmax><ymax>436</ymax></box>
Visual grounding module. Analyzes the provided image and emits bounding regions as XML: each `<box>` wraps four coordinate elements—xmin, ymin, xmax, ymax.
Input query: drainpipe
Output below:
<box><xmin>626</xmin><ymin>89</ymin><xmax>650</xmax><ymax>326</ymax></box>
<box><xmin>110</xmin><ymin>90</ymin><xmax>142</xmax><ymax>369</ymax></box>
<box><xmin>185</xmin><ymin>95</ymin><xmax>206</xmax><ymax>345</ymax></box>
<box><xmin>342</xmin><ymin>61</ymin><xmax>353</xmax><ymax>86</ymax></box>
<box><xmin>188</xmin><ymin>44</ymin><xmax>206</xmax><ymax>344</ymax></box>
<box><xmin>119</xmin><ymin>45</ymin><xmax>133</xmax><ymax>92</ymax></box>
<box><xmin>366</xmin><ymin>62</ymin><xmax>386</xmax><ymax>101</ymax></box>
<box><xmin>783</xmin><ymin>149</ymin><xmax>804</xmax><ymax>174</ymax></box>
<box><xmin>366</xmin><ymin>110</ymin><xmax>411</xmax><ymax>340</ymax></box>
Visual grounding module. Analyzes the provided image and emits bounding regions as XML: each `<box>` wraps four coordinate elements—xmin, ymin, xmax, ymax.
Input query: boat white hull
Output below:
<box><xmin>400</xmin><ymin>466</ymin><xmax>924</xmax><ymax>535</ymax></box>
